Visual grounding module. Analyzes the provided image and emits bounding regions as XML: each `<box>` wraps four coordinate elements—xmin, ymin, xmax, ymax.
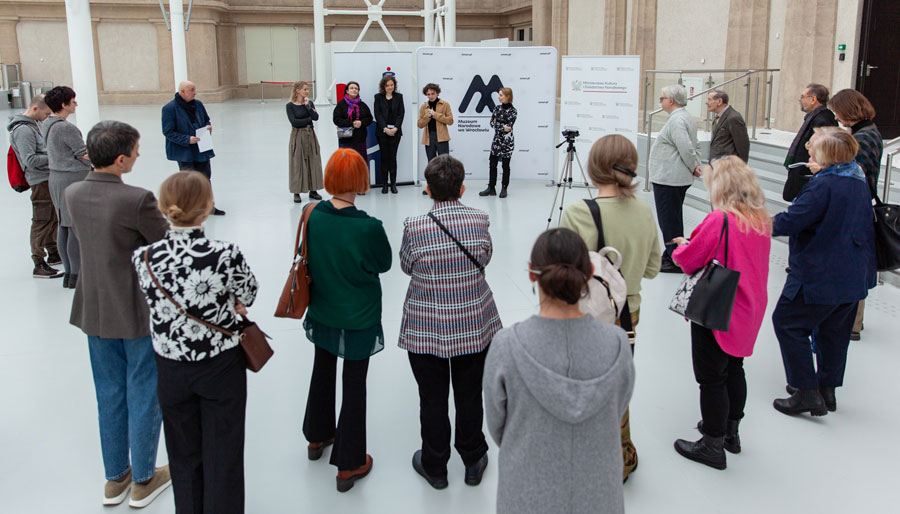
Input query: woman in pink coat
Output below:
<box><xmin>670</xmin><ymin>156</ymin><xmax>771</xmax><ymax>470</ymax></box>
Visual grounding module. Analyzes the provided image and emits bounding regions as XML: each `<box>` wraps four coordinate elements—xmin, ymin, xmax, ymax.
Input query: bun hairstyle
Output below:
<box><xmin>587</xmin><ymin>134</ymin><xmax>639</xmax><ymax>198</ymax></box>
<box><xmin>529</xmin><ymin>228</ymin><xmax>592</xmax><ymax>305</ymax></box>
<box><xmin>158</xmin><ymin>171</ymin><xmax>213</xmax><ymax>226</ymax></box>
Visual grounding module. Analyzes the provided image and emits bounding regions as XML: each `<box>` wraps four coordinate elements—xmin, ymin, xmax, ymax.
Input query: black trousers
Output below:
<box><xmin>652</xmin><ymin>183</ymin><xmax>691</xmax><ymax>260</ymax></box>
<box><xmin>425</xmin><ymin>129</ymin><xmax>450</xmax><ymax>161</ymax></box>
<box><xmin>156</xmin><ymin>347</ymin><xmax>247</xmax><ymax>514</ymax></box>
<box><xmin>178</xmin><ymin>160</ymin><xmax>212</xmax><ymax>180</ymax></box>
<box><xmin>303</xmin><ymin>346</ymin><xmax>370</xmax><ymax>470</ymax></box>
<box><xmin>376</xmin><ymin>134</ymin><xmax>401</xmax><ymax>184</ymax></box>
<box><xmin>407</xmin><ymin>348</ymin><xmax>489</xmax><ymax>478</ymax></box>
<box><xmin>691</xmin><ymin>323</ymin><xmax>746</xmax><ymax>438</ymax></box>
<box><xmin>772</xmin><ymin>291</ymin><xmax>858</xmax><ymax>390</ymax></box>
<box><xmin>488</xmin><ymin>154</ymin><xmax>511</xmax><ymax>187</ymax></box>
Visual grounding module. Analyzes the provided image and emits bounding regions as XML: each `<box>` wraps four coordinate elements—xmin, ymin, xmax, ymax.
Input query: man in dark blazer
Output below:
<box><xmin>161</xmin><ymin>80</ymin><xmax>224</xmax><ymax>215</ymax></box>
<box><xmin>706</xmin><ymin>90</ymin><xmax>750</xmax><ymax>162</ymax></box>
<box><xmin>66</xmin><ymin>121</ymin><xmax>172</xmax><ymax>508</ymax></box>
<box><xmin>782</xmin><ymin>83</ymin><xmax>837</xmax><ymax>201</ymax></box>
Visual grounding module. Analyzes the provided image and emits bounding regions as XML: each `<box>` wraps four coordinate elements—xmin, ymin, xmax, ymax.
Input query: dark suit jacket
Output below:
<box><xmin>782</xmin><ymin>106</ymin><xmax>837</xmax><ymax>201</ymax></box>
<box><xmin>708</xmin><ymin>106</ymin><xmax>750</xmax><ymax>162</ymax></box>
<box><xmin>66</xmin><ymin>172</ymin><xmax>169</xmax><ymax>339</ymax></box>
<box><xmin>332</xmin><ymin>99</ymin><xmax>373</xmax><ymax>144</ymax></box>
<box><xmin>162</xmin><ymin>95</ymin><xmax>214</xmax><ymax>163</ymax></box>
<box><xmin>373</xmin><ymin>92</ymin><xmax>405</xmax><ymax>137</ymax></box>
<box><xmin>772</xmin><ymin>171</ymin><xmax>877</xmax><ymax>305</ymax></box>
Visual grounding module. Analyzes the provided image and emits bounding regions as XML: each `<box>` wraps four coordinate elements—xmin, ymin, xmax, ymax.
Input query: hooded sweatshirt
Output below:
<box><xmin>7</xmin><ymin>114</ymin><xmax>50</xmax><ymax>185</ymax></box>
<box><xmin>483</xmin><ymin>315</ymin><xmax>634</xmax><ymax>514</ymax></box>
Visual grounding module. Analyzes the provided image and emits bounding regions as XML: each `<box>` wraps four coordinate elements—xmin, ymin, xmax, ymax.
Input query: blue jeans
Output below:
<box><xmin>87</xmin><ymin>335</ymin><xmax>163</xmax><ymax>483</ymax></box>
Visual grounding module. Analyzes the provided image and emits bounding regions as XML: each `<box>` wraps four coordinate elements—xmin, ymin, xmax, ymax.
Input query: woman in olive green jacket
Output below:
<box><xmin>301</xmin><ymin>148</ymin><xmax>392</xmax><ymax>493</ymax></box>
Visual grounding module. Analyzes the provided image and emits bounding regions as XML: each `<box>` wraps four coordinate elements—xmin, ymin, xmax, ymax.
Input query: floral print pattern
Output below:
<box><xmin>490</xmin><ymin>104</ymin><xmax>517</xmax><ymax>159</ymax></box>
<box><xmin>132</xmin><ymin>228</ymin><xmax>259</xmax><ymax>362</ymax></box>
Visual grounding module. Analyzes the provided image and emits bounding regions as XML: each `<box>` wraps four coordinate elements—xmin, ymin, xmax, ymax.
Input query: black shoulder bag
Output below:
<box><xmin>428</xmin><ymin>212</ymin><xmax>485</xmax><ymax>275</ymax></box>
<box><xmin>869</xmin><ymin>180</ymin><xmax>900</xmax><ymax>271</ymax></box>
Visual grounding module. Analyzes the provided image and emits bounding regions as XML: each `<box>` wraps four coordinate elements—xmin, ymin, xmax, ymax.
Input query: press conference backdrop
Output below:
<box><xmin>558</xmin><ymin>56</ymin><xmax>641</xmax><ymax>184</ymax></box>
<box><xmin>333</xmin><ymin>51</ymin><xmax>417</xmax><ymax>185</ymax></box>
<box><xmin>415</xmin><ymin>46</ymin><xmax>558</xmax><ymax>181</ymax></box>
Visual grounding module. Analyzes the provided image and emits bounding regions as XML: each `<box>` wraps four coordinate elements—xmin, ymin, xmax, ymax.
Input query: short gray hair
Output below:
<box><xmin>661</xmin><ymin>84</ymin><xmax>687</xmax><ymax>106</ymax></box>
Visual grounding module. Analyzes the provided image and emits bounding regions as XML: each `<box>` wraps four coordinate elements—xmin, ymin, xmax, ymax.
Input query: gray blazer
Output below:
<box><xmin>648</xmin><ymin>107</ymin><xmax>701</xmax><ymax>187</ymax></box>
<box><xmin>66</xmin><ymin>172</ymin><xmax>168</xmax><ymax>339</ymax></box>
<box><xmin>709</xmin><ymin>106</ymin><xmax>750</xmax><ymax>162</ymax></box>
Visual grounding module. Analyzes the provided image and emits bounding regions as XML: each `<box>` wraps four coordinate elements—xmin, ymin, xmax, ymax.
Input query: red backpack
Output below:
<box><xmin>7</xmin><ymin>144</ymin><xmax>29</xmax><ymax>192</ymax></box>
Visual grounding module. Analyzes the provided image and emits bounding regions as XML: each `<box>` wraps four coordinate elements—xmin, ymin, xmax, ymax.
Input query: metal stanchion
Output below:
<box><xmin>752</xmin><ymin>75</ymin><xmax>759</xmax><ymax>140</ymax></box>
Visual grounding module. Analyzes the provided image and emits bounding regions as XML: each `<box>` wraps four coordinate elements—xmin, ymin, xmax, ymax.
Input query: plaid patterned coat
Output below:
<box><xmin>399</xmin><ymin>201</ymin><xmax>502</xmax><ymax>358</ymax></box>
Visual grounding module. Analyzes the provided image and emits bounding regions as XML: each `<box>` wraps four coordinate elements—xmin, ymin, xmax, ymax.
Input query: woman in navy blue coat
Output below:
<box><xmin>771</xmin><ymin>127</ymin><xmax>876</xmax><ymax>417</ymax></box>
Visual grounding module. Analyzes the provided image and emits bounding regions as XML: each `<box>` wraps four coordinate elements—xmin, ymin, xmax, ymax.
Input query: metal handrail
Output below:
<box><xmin>641</xmin><ymin>71</ymin><xmax>756</xmax><ymax>191</ymax></box>
<box><xmin>883</xmin><ymin>137</ymin><xmax>900</xmax><ymax>203</ymax></box>
<box><xmin>645</xmin><ymin>68</ymin><xmax>781</xmax><ymax>74</ymax></box>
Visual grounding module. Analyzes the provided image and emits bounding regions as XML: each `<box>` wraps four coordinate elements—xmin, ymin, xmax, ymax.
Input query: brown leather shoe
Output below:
<box><xmin>336</xmin><ymin>454</ymin><xmax>373</xmax><ymax>492</ymax></box>
<box><xmin>307</xmin><ymin>438</ymin><xmax>334</xmax><ymax>461</ymax></box>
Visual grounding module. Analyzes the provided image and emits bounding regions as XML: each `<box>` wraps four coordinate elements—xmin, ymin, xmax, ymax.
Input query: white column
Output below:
<box><xmin>313</xmin><ymin>0</ymin><xmax>329</xmax><ymax>105</ymax></box>
<box><xmin>424</xmin><ymin>0</ymin><xmax>434</xmax><ymax>46</ymax></box>
<box><xmin>63</xmin><ymin>0</ymin><xmax>100</xmax><ymax>131</ymax></box>
<box><xmin>445</xmin><ymin>0</ymin><xmax>456</xmax><ymax>47</ymax></box>
<box><xmin>169</xmin><ymin>0</ymin><xmax>189</xmax><ymax>90</ymax></box>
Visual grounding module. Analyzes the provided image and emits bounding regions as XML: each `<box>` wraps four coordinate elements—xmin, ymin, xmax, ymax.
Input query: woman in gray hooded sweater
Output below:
<box><xmin>483</xmin><ymin>228</ymin><xmax>635</xmax><ymax>514</ymax></box>
<box><xmin>42</xmin><ymin>86</ymin><xmax>92</xmax><ymax>288</ymax></box>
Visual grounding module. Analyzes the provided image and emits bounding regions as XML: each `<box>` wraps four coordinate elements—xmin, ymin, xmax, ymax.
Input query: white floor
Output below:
<box><xmin>2</xmin><ymin>100</ymin><xmax>899</xmax><ymax>514</ymax></box>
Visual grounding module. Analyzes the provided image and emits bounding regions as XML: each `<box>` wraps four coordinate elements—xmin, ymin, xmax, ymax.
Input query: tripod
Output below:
<box><xmin>546</xmin><ymin>136</ymin><xmax>593</xmax><ymax>229</ymax></box>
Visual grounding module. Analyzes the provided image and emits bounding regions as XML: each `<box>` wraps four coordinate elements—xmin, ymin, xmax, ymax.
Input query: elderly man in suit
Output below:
<box><xmin>782</xmin><ymin>83</ymin><xmax>838</xmax><ymax>202</ymax></box>
<box><xmin>706</xmin><ymin>90</ymin><xmax>750</xmax><ymax>162</ymax></box>
<box><xmin>649</xmin><ymin>84</ymin><xmax>702</xmax><ymax>273</ymax></box>
<box><xmin>66</xmin><ymin>121</ymin><xmax>172</xmax><ymax>508</ymax></box>
<box><xmin>161</xmin><ymin>80</ymin><xmax>224</xmax><ymax>215</ymax></box>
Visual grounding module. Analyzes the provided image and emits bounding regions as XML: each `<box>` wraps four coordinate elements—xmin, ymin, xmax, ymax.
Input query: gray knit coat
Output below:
<box><xmin>483</xmin><ymin>315</ymin><xmax>635</xmax><ymax>514</ymax></box>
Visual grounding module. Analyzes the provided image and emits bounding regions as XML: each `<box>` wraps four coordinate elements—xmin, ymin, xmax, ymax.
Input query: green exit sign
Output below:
<box><xmin>838</xmin><ymin>44</ymin><xmax>846</xmax><ymax>51</ymax></box>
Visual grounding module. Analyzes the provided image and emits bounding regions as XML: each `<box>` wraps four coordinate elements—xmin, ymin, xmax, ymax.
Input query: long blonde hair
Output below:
<box><xmin>290</xmin><ymin>81</ymin><xmax>310</xmax><ymax>103</ymax></box>
<box><xmin>703</xmin><ymin>156</ymin><xmax>771</xmax><ymax>235</ymax></box>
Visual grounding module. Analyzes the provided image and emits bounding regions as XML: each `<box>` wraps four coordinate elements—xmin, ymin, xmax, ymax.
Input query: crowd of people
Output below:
<box><xmin>5</xmin><ymin>78</ymin><xmax>883</xmax><ymax>513</ymax></box>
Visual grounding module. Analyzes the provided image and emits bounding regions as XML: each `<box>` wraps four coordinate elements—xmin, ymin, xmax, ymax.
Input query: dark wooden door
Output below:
<box><xmin>857</xmin><ymin>0</ymin><xmax>900</xmax><ymax>139</ymax></box>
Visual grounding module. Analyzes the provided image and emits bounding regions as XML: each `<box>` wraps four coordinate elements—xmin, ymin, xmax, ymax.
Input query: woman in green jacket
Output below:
<box><xmin>301</xmin><ymin>148</ymin><xmax>392</xmax><ymax>492</ymax></box>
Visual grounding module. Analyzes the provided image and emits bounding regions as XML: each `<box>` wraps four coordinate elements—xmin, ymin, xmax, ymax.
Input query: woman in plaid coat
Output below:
<box><xmin>399</xmin><ymin>154</ymin><xmax>502</xmax><ymax>489</ymax></box>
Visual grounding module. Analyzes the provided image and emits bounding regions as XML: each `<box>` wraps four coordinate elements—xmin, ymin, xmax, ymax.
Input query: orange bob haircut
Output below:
<box><xmin>324</xmin><ymin>148</ymin><xmax>369</xmax><ymax>194</ymax></box>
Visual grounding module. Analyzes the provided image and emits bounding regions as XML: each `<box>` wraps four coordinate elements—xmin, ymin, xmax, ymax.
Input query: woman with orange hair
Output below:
<box><xmin>300</xmin><ymin>148</ymin><xmax>392</xmax><ymax>492</ymax></box>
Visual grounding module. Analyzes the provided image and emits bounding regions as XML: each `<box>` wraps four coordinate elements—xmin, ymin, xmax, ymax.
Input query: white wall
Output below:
<box><xmin>17</xmin><ymin>21</ymin><xmax>73</xmax><ymax>87</ymax></box>
<box><xmin>833</xmin><ymin>0</ymin><xmax>863</xmax><ymax>91</ymax></box>
<box><xmin>97</xmin><ymin>23</ymin><xmax>159</xmax><ymax>91</ymax></box>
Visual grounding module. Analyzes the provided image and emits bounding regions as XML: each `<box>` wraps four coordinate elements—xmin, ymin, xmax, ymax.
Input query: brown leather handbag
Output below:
<box><xmin>143</xmin><ymin>249</ymin><xmax>273</xmax><ymax>372</ymax></box>
<box><xmin>275</xmin><ymin>201</ymin><xmax>318</xmax><ymax>319</ymax></box>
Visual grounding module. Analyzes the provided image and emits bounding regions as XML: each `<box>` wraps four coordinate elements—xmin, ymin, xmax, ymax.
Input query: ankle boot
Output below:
<box><xmin>381</xmin><ymin>182</ymin><xmax>389</xmax><ymax>194</ymax></box>
<box><xmin>696</xmin><ymin>419</ymin><xmax>741</xmax><ymax>454</ymax></box>
<box><xmin>773</xmin><ymin>389</ymin><xmax>828</xmax><ymax>416</ymax></box>
<box><xmin>499</xmin><ymin>186</ymin><xmax>508</xmax><ymax>198</ymax></box>
<box><xmin>479</xmin><ymin>186</ymin><xmax>496</xmax><ymax>197</ymax></box>
<box><xmin>674</xmin><ymin>434</ymin><xmax>726</xmax><ymax>470</ymax></box>
<box><xmin>67</xmin><ymin>273</ymin><xmax>78</xmax><ymax>290</ymax></box>
<box><xmin>390</xmin><ymin>170</ymin><xmax>398</xmax><ymax>194</ymax></box>
<box><xmin>63</xmin><ymin>273</ymin><xmax>71</xmax><ymax>288</ymax></box>
<box><xmin>818</xmin><ymin>386</ymin><xmax>837</xmax><ymax>412</ymax></box>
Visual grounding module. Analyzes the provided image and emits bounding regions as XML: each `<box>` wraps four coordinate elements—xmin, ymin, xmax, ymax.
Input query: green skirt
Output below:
<box><xmin>303</xmin><ymin>317</ymin><xmax>384</xmax><ymax>360</ymax></box>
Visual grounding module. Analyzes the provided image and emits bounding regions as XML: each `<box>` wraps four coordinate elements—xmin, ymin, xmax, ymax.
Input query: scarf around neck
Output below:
<box><xmin>814</xmin><ymin>161</ymin><xmax>865</xmax><ymax>182</ymax></box>
<box><xmin>175</xmin><ymin>93</ymin><xmax>197</xmax><ymax>120</ymax></box>
<box><xmin>344</xmin><ymin>94</ymin><xmax>361</xmax><ymax>119</ymax></box>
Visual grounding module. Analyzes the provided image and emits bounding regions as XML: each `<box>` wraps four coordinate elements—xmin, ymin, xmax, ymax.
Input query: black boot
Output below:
<box><xmin>63</xmin><ymin>273</ymin><xmax>71</xmax><ymax>288</ymax></box>
<box><xmin>773</xmin><ymin>389</ymin><xmax>828</xmax><ymax>416</ymax></box>
<box><xmin>67</xmin><ymin>273</ymin><xmax>78</xmax><ymax>290</ymax></box>
<box><xmin>787</xmin><ymin>384</ymin><xmax>837</xmax><ymax>412</ymax></box>
<box><xmin>499</xmin><ymin>186</ymin><xmax>508</xmax><ymax>198</ymax></box>
<box><xmin>309</xmin><ymin>191</ymin><xmax>323</xmax><ymax>200</ymax></box>
<box><xmin>390</xmin><ymin>169</ymin><xmax>398</xmax><ymax>194</ymax></box>
<box><xmin>381</xmin><ymin>182</ymin><xmax>389</xmax><ymax>194</ymax></box>
<box><xmin>674</xmin><ymin>434</ymin><xmax>726</xmax><ymax>470</ymax></box>
<box><xmin>696</xmin><ymin>419</ymin><xmax>741</xmax><ymax>454</ymax></box>
<box><xmin>479</xmin><ymin>186</ymin><xmax>496</xmax><ymax>197</ymax></box>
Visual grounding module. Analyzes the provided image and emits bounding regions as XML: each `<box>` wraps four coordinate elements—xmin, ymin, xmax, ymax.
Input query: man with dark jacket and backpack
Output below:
<box><xmin>7</xmin><ymin>94</ymin><xmax>63</xmax><ymax>278</ymax></box>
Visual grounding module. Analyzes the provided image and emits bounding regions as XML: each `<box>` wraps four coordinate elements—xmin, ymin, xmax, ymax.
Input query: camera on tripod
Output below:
<box><xmin>561</xmin><ymin>129</ymin><xmax>580</xmax><ymax>140</ymax></box>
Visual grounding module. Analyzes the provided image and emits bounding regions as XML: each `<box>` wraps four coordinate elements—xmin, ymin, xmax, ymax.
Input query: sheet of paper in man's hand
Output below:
<box><xmin>195</xmin><ymin>127</ymin><xmax>214</xmax><ymax>153</ymax></box>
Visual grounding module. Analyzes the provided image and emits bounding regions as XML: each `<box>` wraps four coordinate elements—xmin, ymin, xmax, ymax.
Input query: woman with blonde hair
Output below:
<box><xmin>559</xmin><ymin>133</ymin><xmax>660</xmax><ymax>481</ymax></box>
<box><xmin>133</xmin><ymin>170</ymin><xmax>259</xmax><ymax>512</ymax></box>
<box><xmin>286</xmin><ymin>80</ymin><xmax>324</xmax><ymax>203</ymax></box>
<box><xmin>670</xmin><ymin>155</ymin><xmax>771</xmax><ymax>470</ymax></box>
<box><xmin>771</xmin><ymin>127</ymin><xmax>876</xmax><ymax>417</ymax></box>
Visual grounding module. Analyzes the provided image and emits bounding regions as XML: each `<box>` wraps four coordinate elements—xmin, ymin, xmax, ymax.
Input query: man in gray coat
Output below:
<box><xmin>65</xmin><ymin>121</ymin><xmax>172</xmax><ymax>508</ymax></box>
<box><xmin>7</xmin><ymin>94</ymin><xmax>62</xmax><ymax>278</ymax></box>
<box><xmin>648</xmin><ymin>84</ymin><xmax>702</xmax><ymax>273</ymax></box>
<box><xmin>706</xmin><ymin>90</ymin><xmax>750</xmax><ymax>162</ymax></box>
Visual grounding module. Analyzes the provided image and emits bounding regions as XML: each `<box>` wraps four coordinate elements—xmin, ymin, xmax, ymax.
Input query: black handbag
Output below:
<box><xmin>869</xmin><ymin>182</ymin><xmax>900</xmax><ymax>272</ymax></box>
<box><xmin>669</xmin><ymin>212</ymin><xmax>741</xmax><ymax>332</ymax></box>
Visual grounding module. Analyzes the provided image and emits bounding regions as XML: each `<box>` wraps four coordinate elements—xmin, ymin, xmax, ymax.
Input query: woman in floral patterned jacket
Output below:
<box><xmin>132</xmin><ymin>170</ymin><xmax>258</xmax><ymax>513</ymax></box>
